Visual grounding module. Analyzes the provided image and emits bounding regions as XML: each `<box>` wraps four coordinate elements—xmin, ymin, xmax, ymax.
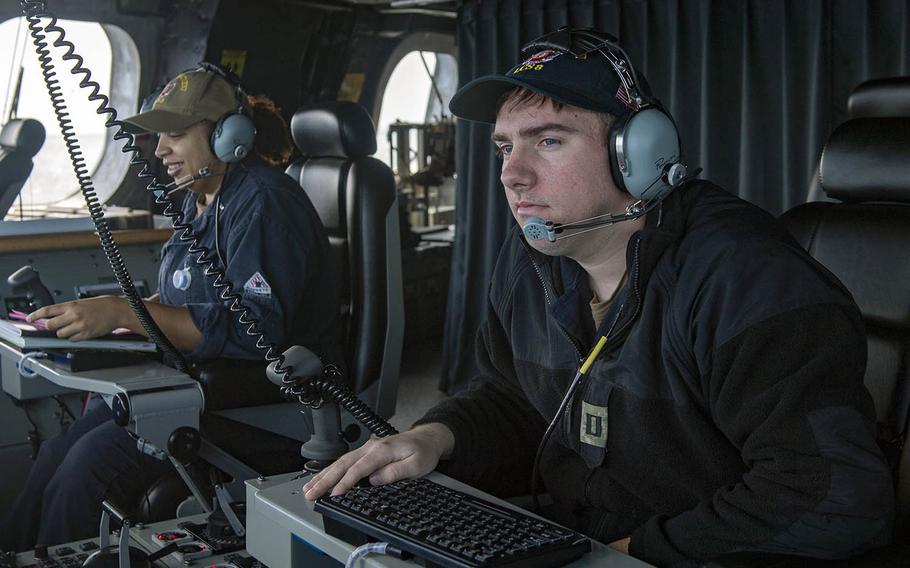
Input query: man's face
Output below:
<box><xmin>493</xmin><ymin>98</ymin><xmax>633</xmax><ymax>257</ymax></box>
<box><xmin>155</xmin><ymin>121</ymin><xmax>219</xmax><ymax>191</ymax></box>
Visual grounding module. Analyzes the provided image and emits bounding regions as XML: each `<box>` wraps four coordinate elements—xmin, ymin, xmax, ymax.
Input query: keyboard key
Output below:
<box><xmin>315</xmin><ymin>477</ymin><xmax>591</xmax><ymax>568</ymax></box>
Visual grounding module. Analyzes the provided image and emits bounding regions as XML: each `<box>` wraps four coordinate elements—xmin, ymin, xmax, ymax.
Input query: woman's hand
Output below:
<box><xmin>28</xmin><ymin>296</ymin><xmax>128</xmax><ymax>341</ymax></box>
<box><xmin>303</xmin><ymin>423</ymin><xmax>455</xmax><ymax>500</ymax></box>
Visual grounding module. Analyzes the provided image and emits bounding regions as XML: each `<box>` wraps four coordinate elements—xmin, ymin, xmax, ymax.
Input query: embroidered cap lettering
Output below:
<box><xmin>508</xmin><ymin>50</ymin><xmax>561</xmax><ymax>75</ymax></box>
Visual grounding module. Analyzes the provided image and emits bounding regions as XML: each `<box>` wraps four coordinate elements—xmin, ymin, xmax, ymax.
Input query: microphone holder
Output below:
<box><xmin>301</xmin><ymin>401</ymin><xmax>350</xmax><ymax>472</ymax></box>
<box><xmin>266</xmin><ymin>345</ymin><xmax>350</xmax><ymax>473</ymax></box>
<box><xmin>7</xmin><ymin>265</ymin><xmax>54</xmax><ymax>310</ymax></box>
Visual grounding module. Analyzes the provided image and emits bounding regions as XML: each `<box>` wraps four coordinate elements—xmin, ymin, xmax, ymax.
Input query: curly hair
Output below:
<box><xmin>244</xmin><ymin>94</ymin><xmax>294</xmax><ymax>167</ymax></box>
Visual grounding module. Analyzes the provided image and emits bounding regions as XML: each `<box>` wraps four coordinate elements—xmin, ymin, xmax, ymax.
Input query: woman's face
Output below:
<box><xmin>155</xmin><ymin>121</ymin><xmax>222</xmax><ymax>193</ymax></box>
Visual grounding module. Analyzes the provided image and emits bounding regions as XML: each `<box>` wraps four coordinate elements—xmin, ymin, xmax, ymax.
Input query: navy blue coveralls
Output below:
<box><xmin>0</xmin><ymin>156</ymin><xmax>340</xmax><ymax>551</ymax></box>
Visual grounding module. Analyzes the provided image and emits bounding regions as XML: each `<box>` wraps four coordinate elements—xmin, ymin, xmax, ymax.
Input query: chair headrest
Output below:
<box><xmin>820</xmin><ymin>117</ymin><xmax>910</xmax><ymax>203</ymax></box>
<box><xmin>290</xmin><ymin>102</ymin><xmax>377</xmax><ymax>159</ymax></box>
<box><xmin>0</xmin><ymin>119</ymin><xmax>46</xmax><ymax>157</ymax></box>
<box><xmin>848</xmin><ymin>77</ymin><xmax>910</xmax><ymax>118</ymax></box>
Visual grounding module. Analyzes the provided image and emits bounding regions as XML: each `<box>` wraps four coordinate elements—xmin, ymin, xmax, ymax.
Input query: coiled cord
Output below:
<box><xmin>19</xmin><ymin>0</ymin><xmax>396</xmax><ymax>438</ymax></box>
<box><xmin>291</xmin><ymin>366</ymin><xmax>398</xmax><ymax>438</ymax></box>
<box><xmin>20</xmin><ymin>0</ymin><xmax>187</xmax><ymax>373</ymax></box>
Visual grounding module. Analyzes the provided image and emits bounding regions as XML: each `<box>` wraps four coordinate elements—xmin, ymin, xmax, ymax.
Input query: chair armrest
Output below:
<box><xmin>190</xmin><ymin>359</ymin><xmax>287</xmax><ymax>411</ymax></box>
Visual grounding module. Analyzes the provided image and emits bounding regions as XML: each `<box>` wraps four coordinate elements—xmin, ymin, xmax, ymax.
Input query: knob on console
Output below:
<box><xmin>111</xmin><ymin>393</ymin><xmax>130</xmax><ymax>427</ymax></box>
<box><xmin>167</xmin><ymin>426</ymin><xmax>201</xmax><ymax>463</ymax></box>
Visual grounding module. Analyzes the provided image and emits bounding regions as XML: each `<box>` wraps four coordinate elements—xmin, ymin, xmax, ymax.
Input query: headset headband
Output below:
<box><xmin>521</xmin><ymin>27</ymin><xmax>650</xmax><ymax>112</ymax></box>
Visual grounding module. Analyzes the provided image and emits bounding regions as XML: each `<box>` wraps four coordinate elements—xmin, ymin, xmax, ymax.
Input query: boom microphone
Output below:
<box><xmin>163</xmin><ymin>166</ymin><xmax>222</xmax><ymax>195</ymax></box>
<box><xmin>522</xmin><ymin>199</ymin><xmax>654</xmax><ymax>242</ymax></box>
<box><xmin>522</xmin><ymin>165</ymin><xmax>700</xmax><ymax>242</ymax></box>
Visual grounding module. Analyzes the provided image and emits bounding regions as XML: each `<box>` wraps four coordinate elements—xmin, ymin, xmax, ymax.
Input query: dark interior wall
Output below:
<box><xmin>345</xmin><ymin>11</ymin><xmax>456</xmax><ymax>119</ymax></box>
<box><xmin>204</xmin><ymin>0</ymin><xmax>358</xmax><ymax>123</ymax></box>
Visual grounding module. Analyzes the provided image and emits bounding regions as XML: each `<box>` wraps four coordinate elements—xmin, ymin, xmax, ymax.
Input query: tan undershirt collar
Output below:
<box><xmin>590</xmin><ymin>272</ymin><xmax>628</xmax><ymax>330</ymax></box>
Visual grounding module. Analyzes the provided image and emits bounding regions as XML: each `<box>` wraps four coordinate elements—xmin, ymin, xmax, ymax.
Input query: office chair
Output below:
<box><xmin>286</xmin><ymin>101</ymin><xmax>404</xmax><ymax>418</ymax></box>
<box><xmin>0</xmin><ymin>118</ymin><xmax>46</xmax><ymax>219</ymax></box>
<box><xmin>779</xmin><ymin>116</ymin><xmax>910</xmax><ymax>564</ymax></box>
<box><xmin>806</xmin><ymin>77</ymin><xmax>910</xmax><ymax>202</ymax></box>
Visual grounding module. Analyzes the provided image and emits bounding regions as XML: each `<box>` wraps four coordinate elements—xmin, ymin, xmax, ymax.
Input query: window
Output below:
<box><xmin>1</xmin><ymin>17</ymin><xmax>136</xmax><ymax>217</ymax></box>
<box><xmin>376</xmin><ymin>50</ymin><xmax>457</xmax><ymax>228</ymax></box>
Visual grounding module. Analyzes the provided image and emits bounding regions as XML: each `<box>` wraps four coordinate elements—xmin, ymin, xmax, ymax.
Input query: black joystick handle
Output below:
<box><xmin>7</xmin><ymin>265</ymin><xmax>54</xmax><ymax>310</ymax></box>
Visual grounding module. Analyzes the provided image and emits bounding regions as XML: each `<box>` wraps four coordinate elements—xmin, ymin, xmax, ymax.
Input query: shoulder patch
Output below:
<box><xmin>244</xmin><ymin>271</ymin><xmax>272</xmax><ymax>297</ymax></box>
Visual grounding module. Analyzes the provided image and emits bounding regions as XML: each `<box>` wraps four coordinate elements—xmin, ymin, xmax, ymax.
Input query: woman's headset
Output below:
<box><xmin>522</xmin><ymin>27</ymin><xmax>688</xmax><ymax>201</ymax></box>
<box><xmin>196</xmin><ymin>62</ymin><xmax>256</xmax><ymax>163</ymax></box>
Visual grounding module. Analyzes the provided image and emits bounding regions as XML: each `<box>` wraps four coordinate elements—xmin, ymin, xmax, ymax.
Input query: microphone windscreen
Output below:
<box><xmin>522</xmin><ymin>217</ymin><xmax>555</xmax><ymax>242</ymax></box>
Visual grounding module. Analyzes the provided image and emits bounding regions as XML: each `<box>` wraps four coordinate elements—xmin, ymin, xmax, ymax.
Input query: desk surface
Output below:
<box><xmin>0</xmin><ymin>339</ymin><xmax>193</xmax><ymax>397</ymax></box>
<box><xmin>0</xmin><ymin>341</ymin><xmax>202</xmax><ymax>450</ymax></box>
<box><xmin>247</xmin><ymin>471</ymin><xmax>655</xmax><ymax>568</ymax></box>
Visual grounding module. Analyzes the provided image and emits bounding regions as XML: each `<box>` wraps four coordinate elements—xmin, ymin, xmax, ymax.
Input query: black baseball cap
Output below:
<box><xmin>449</xmin><ymin>28</ymin><xmax>653</xmax><ymax>124</ymax></box>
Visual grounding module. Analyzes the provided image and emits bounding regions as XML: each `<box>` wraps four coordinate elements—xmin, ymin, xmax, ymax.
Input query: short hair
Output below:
<box><xmin>495</xmin><ymin>87</ymin><xmax>615</xmax><ymax>145</ymax></box>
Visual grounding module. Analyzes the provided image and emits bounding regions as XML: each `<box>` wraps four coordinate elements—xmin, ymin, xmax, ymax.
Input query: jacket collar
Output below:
<box><xmin>181</xmin><ymin>155</ymin><xmax>256</xmax><ymax>222</ymax></box>
<box><xmin>519</xmin><ymin>181</ymin><xmax>698</xmax><ymax>345</ymax></box>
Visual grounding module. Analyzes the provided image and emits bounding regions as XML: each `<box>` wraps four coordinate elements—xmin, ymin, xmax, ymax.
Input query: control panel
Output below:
<box><xmin>7</xmin><ymin>515</ymin><xmax>263</xmax><ymax>568</ymax></box>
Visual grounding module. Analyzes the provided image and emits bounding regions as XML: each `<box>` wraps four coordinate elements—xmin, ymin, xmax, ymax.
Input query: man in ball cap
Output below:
<box><xmin>304</xmin><ymin>27</ymin><xmax>892</xmax><ymax>565</ymax></box>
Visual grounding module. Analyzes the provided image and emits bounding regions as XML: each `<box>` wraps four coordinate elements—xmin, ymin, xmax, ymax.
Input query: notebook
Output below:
<box><xmin>0</xmin><ymin>319</ymin><xmax>158</xmax><ymax>352</ymax></box>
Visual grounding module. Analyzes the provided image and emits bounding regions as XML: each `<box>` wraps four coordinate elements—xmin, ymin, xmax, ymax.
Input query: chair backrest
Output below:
<box><xmin>286</xmin><ymin>102</ymin><xmax>404</xmax><ymax>418</ymax></box>
<box><xmin>0</xmin><ymin>118</ymin><xmax>46</xmax><ymax>218</ymax></box>
<box><xmin>806</xmin><ymin>77</ymin><xmax>910</xmax><ymax>202</ymax></box>
<box><xmin>780</xmin><ymin>117</ymin><xmax>910</xmax><ymax>539</ymax></box>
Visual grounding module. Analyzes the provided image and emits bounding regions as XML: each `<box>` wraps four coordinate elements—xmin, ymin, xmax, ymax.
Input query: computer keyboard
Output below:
<box><xmin>314</xmin><ymin>477</ymin><xmax>591</xmax><ymax>568</ymax></box>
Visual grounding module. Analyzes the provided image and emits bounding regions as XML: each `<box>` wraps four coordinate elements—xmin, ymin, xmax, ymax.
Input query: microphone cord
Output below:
<box><xmin>20</xmin><ymin>0</ymin><xmax>187</xmax><ymax>373</ymax></box>
<box><xmin>530</xmin><ymin>304</ymin><xmax>623</xmax><ymax>512</ymax></box>
<box><xmin>19</xmin><ymin>0</ymin><xmax>396</xmax><ymax>438</ymax></box>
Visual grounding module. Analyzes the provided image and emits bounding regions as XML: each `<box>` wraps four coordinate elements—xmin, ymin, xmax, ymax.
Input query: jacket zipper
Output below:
<box><xmin>527</xmin><ymin>253</ymin><xmax>584</xmax><ymax>361</ymax></box>
<box><xmin>600</xmin><ymin>234</ymin><xmax>644</xmax><ymax>351</ymax></box>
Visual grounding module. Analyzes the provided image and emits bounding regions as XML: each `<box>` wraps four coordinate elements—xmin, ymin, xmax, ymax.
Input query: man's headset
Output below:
<box><xmin>520</xmin><ymin>28</ymin><xmax>693</xmax><ymax>242</ymax></box>
<box><xmin>196</xmin><ymin>62</ymin><xmax>256</xmax><ymax>164</ymax></box>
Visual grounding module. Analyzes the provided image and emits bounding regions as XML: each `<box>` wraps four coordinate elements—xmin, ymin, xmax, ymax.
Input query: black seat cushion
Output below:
<box><xmin>286</xmin><ymin>102</ymin><xmax>396</xmax><ymax>393</ymax></box>
<box><xmin>781</xmin><ymin>117</ymin><xmax>910</xmax><ymax>544</ymax></box>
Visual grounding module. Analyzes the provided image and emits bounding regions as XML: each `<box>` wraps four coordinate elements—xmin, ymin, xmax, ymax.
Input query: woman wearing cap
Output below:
<box><xmin>0</xmin><ymin>66</ymin><xmax>341</xmax><ymax>551</ymax></box>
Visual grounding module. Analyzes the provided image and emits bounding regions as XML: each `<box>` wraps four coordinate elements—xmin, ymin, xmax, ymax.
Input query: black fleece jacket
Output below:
<box><xmin>417</xmin><ymin>181</ymin><xmax>894</xmax><ymax>567</ymax></box>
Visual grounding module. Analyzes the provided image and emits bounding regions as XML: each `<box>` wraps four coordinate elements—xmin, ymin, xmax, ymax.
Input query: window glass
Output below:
<box><xmin>1</xmin><ymin>17</ymin><xmax>113</xmax><ymax>213</ymax></box>
<box><xmin>375</xmin><ymin>51</ymin><xmax>438</xmax><ymax>169</ymax></box>
<box><xmin>376</xmin><ymin>51</ymin><xmax>457</xmax><ymax>229</ymax></box>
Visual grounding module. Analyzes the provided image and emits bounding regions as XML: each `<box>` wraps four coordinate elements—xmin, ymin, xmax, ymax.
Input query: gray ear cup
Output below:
<box><xmin>211</xmin><ymin>113</ymin><xmax>256</xmax><ymax>163</ymax></box>
<box><xmin>612</xmin><ymin>108</ymin><xmax>684</xmax><ymax>200</ymax></box>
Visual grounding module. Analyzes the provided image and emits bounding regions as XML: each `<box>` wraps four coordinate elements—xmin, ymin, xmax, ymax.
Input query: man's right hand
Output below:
<box><xmin>303</xmin><ymin>423</ymin><xmax>455</xmax><ymax>500</ymax></box>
